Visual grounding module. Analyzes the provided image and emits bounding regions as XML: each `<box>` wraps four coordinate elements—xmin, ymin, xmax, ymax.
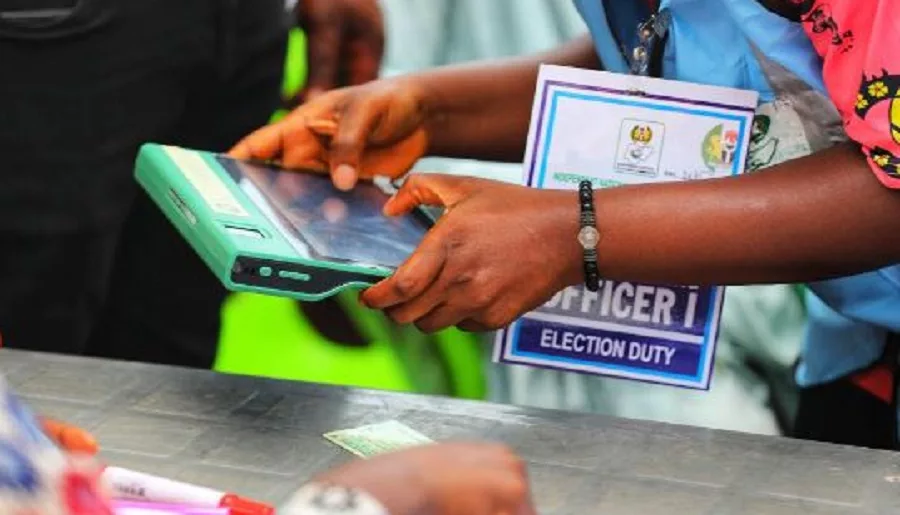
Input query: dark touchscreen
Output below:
<box><xmin>217</xmin><ymin>156</ymin><xmax>431</xmax><ymax>270</ymax></box>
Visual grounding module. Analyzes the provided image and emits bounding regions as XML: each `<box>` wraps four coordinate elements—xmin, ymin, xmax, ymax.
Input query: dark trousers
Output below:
<box><xmin>0</xmin><ymin>0</ymin><xmax>288</xmax><ymax>367</ymax></box>
<box><xmin>793</xmin><ymin>378</ymin><xmax>897</xmax><ymax>450</ymax></box>
<box><xmin>792</xmin><ymin>335</ymin><xmax>899</xmax><ymax>450</ymax></box>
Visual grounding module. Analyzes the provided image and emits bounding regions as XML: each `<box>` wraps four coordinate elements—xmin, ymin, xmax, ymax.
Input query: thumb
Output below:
<box><xmin>383</xmin><ymin>174</ymin><xmax>476</xmax><ymax>216</ymax></box>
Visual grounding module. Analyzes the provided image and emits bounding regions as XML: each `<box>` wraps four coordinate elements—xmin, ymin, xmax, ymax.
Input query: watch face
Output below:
<box><xmin>283</xmin><ymin>484</ymin><xmax>389</xmax><ymax>515</ymax></box>
<box><xmin>578</xmin><ymin>227</ymin><xmax>600</xmax><ymax>248</ymax></box>
<box><xmin>309</xmin><ymin>487</ymin><xmax>357</xmax><ymax>511</ymax></box>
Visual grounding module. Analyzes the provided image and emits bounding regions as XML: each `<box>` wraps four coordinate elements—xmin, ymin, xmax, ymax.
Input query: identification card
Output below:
<box><xmin>492</xmin><ymin>65</ymin><xmax>759</xmax><ymax>390</ymax></box>
<box><xmin>323</xmin><ymin>421</ymin><xmax>432</xmax><ymax>458</ymax></box>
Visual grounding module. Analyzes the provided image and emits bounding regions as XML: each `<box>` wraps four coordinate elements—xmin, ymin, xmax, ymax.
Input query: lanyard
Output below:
<box><xmin>603</xmin><ymin>0</ymin><xmax>669</xmax><ymax>77</ymax></box>
<box><xmin>630</xmin><ymin>10</ymin><xmax>670</xmax><ymax>77</ymax></box>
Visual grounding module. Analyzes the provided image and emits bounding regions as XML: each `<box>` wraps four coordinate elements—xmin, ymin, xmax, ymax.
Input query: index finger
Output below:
<box><xmin>361</xmin><ymin>232</ymin><xmax>447</xmax><ymax>309</ymax></box>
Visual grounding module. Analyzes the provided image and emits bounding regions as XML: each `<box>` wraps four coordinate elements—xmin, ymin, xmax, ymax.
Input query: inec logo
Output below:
<box><xmin>615</xmin><ymin>119</ymin><xmax>665</xmax><ymax>177</ymax></box>
<box><xmin>624</xmin><ymin>123</ymin><xmax>656</xmax><ymax>164</ymax></box>
<box><xmin>701</xmin><ymin>124</ymin><xmax>739</xmax><ymax>172</ymax></box>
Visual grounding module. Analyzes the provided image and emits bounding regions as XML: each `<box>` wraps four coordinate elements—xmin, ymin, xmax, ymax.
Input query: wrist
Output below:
<box><xmin>555</xmin><ymin>187</ymin><xmax>607</xmax><ymax>289</ymax></box>
<box><xmin>577</xmin><ymin>181</ymin><xmax>601</xmax><ymax>291</ymax></box>
<box><xmin>281</xmin><ymin>483</ymin><xmax>392</xmax><ymax>515</ymax></box>
<box><xmin>376</xmin><ymin>73</ymin><xmax>439</xmax><ymax>159</ymax></box>
<box><xmin>547</xmin><ymin>189</ymin><xmax>587</xmax><ymax>289</ymax></box>
<box><xmin>411</xmin><ymin>72</ymin><xmax>451</xmax><ymax>157</ymax></box>
<box><xmin>309</xmin><ymin>468</ymin><xmax>430</xmax><ymax>515</ymax></box>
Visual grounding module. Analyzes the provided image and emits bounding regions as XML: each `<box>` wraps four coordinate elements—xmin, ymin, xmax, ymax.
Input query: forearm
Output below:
<box><xmin>415</xmin><ymin>35</ymin><xmax>600</xmax><ymax>162</ymax></box>
<box><xmin>569</xmin><ymin>143</ymin><xmax>900</xmax><ymax>285</ymax></box>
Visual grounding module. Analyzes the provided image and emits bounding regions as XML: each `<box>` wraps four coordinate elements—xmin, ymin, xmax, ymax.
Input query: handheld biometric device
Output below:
<box><xmin>135</xmin><ymin>144</ymin><xmax>434</xmax><ymax>301</ymax></box>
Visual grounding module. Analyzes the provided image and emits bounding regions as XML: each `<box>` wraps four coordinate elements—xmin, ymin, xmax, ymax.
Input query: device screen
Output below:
<box><xmin>215</xmin><ymin>156</ymin><xmax>431</xmax><ymax>270</ymax></box>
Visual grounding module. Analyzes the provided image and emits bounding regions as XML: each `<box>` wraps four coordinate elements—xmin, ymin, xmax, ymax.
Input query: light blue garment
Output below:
<box><xmin>576</xmin><ymin>0</ymin><xmax>771</xmax><ymax>96</ymax></box>
<box><xmin>798</xmin><ymin>268</ymin><xmax>900</xmax><ymax>386</ymax></box>
<box><xmin>799</xmin><ymin>291</ymin><xmax>886</xmax><ymax>385</ymax></box>
<box><xmin>575</xmin><ymin>0</ymin><xmax>900</xmax><ymax>389</ymax></box>
<box><xmin>381</xmin><ymin>0</ymin><xmax>587</xmax><ymax>77</ymax></box>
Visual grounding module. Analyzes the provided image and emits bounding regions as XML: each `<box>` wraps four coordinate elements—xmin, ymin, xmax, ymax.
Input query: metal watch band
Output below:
<box><xmin>578</xmin><ymin>181</ymin><xmax>600</xmax><ymax>292</ymax></box>
<box><xmin>281</xmin><ymin>483</ymin><xmax>390</xmax><ymax>515</ymax></box>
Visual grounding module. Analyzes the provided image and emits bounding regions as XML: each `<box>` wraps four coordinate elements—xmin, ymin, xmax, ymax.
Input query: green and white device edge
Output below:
<box><xmin>135</xmin><ymin>143</ymin><xmax>433</xmax><ymax>301</ymax></box>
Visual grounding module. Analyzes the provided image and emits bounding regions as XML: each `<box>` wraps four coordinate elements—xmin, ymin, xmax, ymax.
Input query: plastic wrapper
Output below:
<box><xmin>0</xmin><ymin>376</ymin><xmax>112</xmax><ymax>515</ymax></box>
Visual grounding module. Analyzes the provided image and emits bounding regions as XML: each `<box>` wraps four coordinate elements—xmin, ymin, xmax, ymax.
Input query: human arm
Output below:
<box><xmin>360</xmin><ymin>143</ymin><xmax>900</xmax><ymax>332</ymax></box>
<box><xmin>282</xmin><ymin>443</ymin><xmax>534</xmax><ymax>515</ymax></box>
<box><xmin>230</xmin><ymin>35</ymin><xmax>600</xmax><ymax>189</ymax></box>
<box><xmin>295</xmin><ymin>0</ymin><xmax>384</xmax><ymax>101</ymax></box>
<box><xmin>590</xmin><ymin>141</ymin><xmax>900</xmax><ymax>284</ymax></box>
<box><xmin>416</xmin><ymin>34</ymin><xmax>600</xmax><ymax>162</ymax></box>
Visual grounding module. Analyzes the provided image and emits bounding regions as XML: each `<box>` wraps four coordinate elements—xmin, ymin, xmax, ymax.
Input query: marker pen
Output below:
<box><xmin>113</xmin><ymin>500</ymin><xmax>229</xmax><ymax>514</ymax></box>
<box><xmin>103</xmin><ymin>466</ymin><xmax>274</xmax><ymax>515</ymax></box>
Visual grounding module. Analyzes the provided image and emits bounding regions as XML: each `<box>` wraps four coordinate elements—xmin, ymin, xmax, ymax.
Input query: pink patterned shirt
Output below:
<box><xmin>799</xmin><ymin>0</ymin><xmax>900</xmax><ymax>188</ymax></box>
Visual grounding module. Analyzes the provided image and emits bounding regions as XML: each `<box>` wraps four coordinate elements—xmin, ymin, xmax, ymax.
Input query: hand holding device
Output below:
<box><xmin>361</xmin><ymin>174</ymin><xmax>581</xmax><ymax>333</ymax></box>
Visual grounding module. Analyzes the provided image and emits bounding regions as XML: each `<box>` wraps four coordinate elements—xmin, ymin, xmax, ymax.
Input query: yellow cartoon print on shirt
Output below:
<box><xmin>855</xmin><ymin>71</ymin><xmax>900</xmax><ymax>178</ymax></box>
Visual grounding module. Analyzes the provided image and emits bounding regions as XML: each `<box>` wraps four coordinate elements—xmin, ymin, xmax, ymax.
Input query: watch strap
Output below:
<box><xmin>578</xmin><ymin>181</ymin><xmax>600</xmax><ymax>292</ymax></box>
<box><xmin>281</xmin><ymin>483</ymin><xmax>390</xmax><ymax>515</ymax></box>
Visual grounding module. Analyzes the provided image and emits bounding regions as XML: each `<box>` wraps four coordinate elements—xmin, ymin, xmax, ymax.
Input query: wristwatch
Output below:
<box><xmin>281</xmin><ymin>484</ymin><xmax>389</xmax><ymax>515</ymax></box>
<box><xmin>577</xmin><ymin>181</ymin><xmax>600</xmax><ymax>291</ymax></box>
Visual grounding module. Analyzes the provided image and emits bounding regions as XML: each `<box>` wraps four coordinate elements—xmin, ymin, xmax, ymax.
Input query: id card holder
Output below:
<box><xmin>491</xmin><ymin>62</ymin><xmax>758</xmax><ymax>389</ymax></box>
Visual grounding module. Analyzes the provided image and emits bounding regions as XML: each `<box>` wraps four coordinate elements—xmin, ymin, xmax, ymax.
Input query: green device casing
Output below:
<box><xmin>134</xmin><ymin>143</ymin><xmax>430</xmax><ymax>301</ymax></box>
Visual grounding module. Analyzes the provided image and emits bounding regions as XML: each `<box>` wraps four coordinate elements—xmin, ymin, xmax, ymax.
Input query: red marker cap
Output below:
<box><xmin>220</xmin><ymin>494</ymin><xmax>275</xmax><ymax>515</ymax></box>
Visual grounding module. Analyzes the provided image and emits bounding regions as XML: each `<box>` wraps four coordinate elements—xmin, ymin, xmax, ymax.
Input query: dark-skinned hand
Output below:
<box><xmin>313</xmin><ymin>442</ymin><xmax>536</xmax><ymax>515</ymax></box>
<box><xmin>361</xmin><ymin>174</ymin><xmax>583</xmax><ymax>333</ymax></box>
<box><xmin>230</xmin><ymin>77</ymin><xmax>429</xmax><ymax>191</ymax></box>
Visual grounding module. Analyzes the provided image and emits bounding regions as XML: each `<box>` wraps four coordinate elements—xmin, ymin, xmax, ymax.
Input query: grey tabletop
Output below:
<box><xmin>2</xmin><ymin>349</ymin><xmax>899</xmax><ymax>514</ymax></box>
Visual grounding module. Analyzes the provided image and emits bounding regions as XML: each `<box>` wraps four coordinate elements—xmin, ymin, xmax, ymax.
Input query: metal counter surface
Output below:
<box><xmin>2</xmin><ymin>349</ymin><xmax>899</xmax><ymax>514</ymax></box>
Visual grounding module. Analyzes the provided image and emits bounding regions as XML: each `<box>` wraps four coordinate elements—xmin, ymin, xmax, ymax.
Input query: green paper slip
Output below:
<box><xmin>324</xmin><ymin>420</ymin><xmax>433</xmax><ymax>458</ymax></box>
